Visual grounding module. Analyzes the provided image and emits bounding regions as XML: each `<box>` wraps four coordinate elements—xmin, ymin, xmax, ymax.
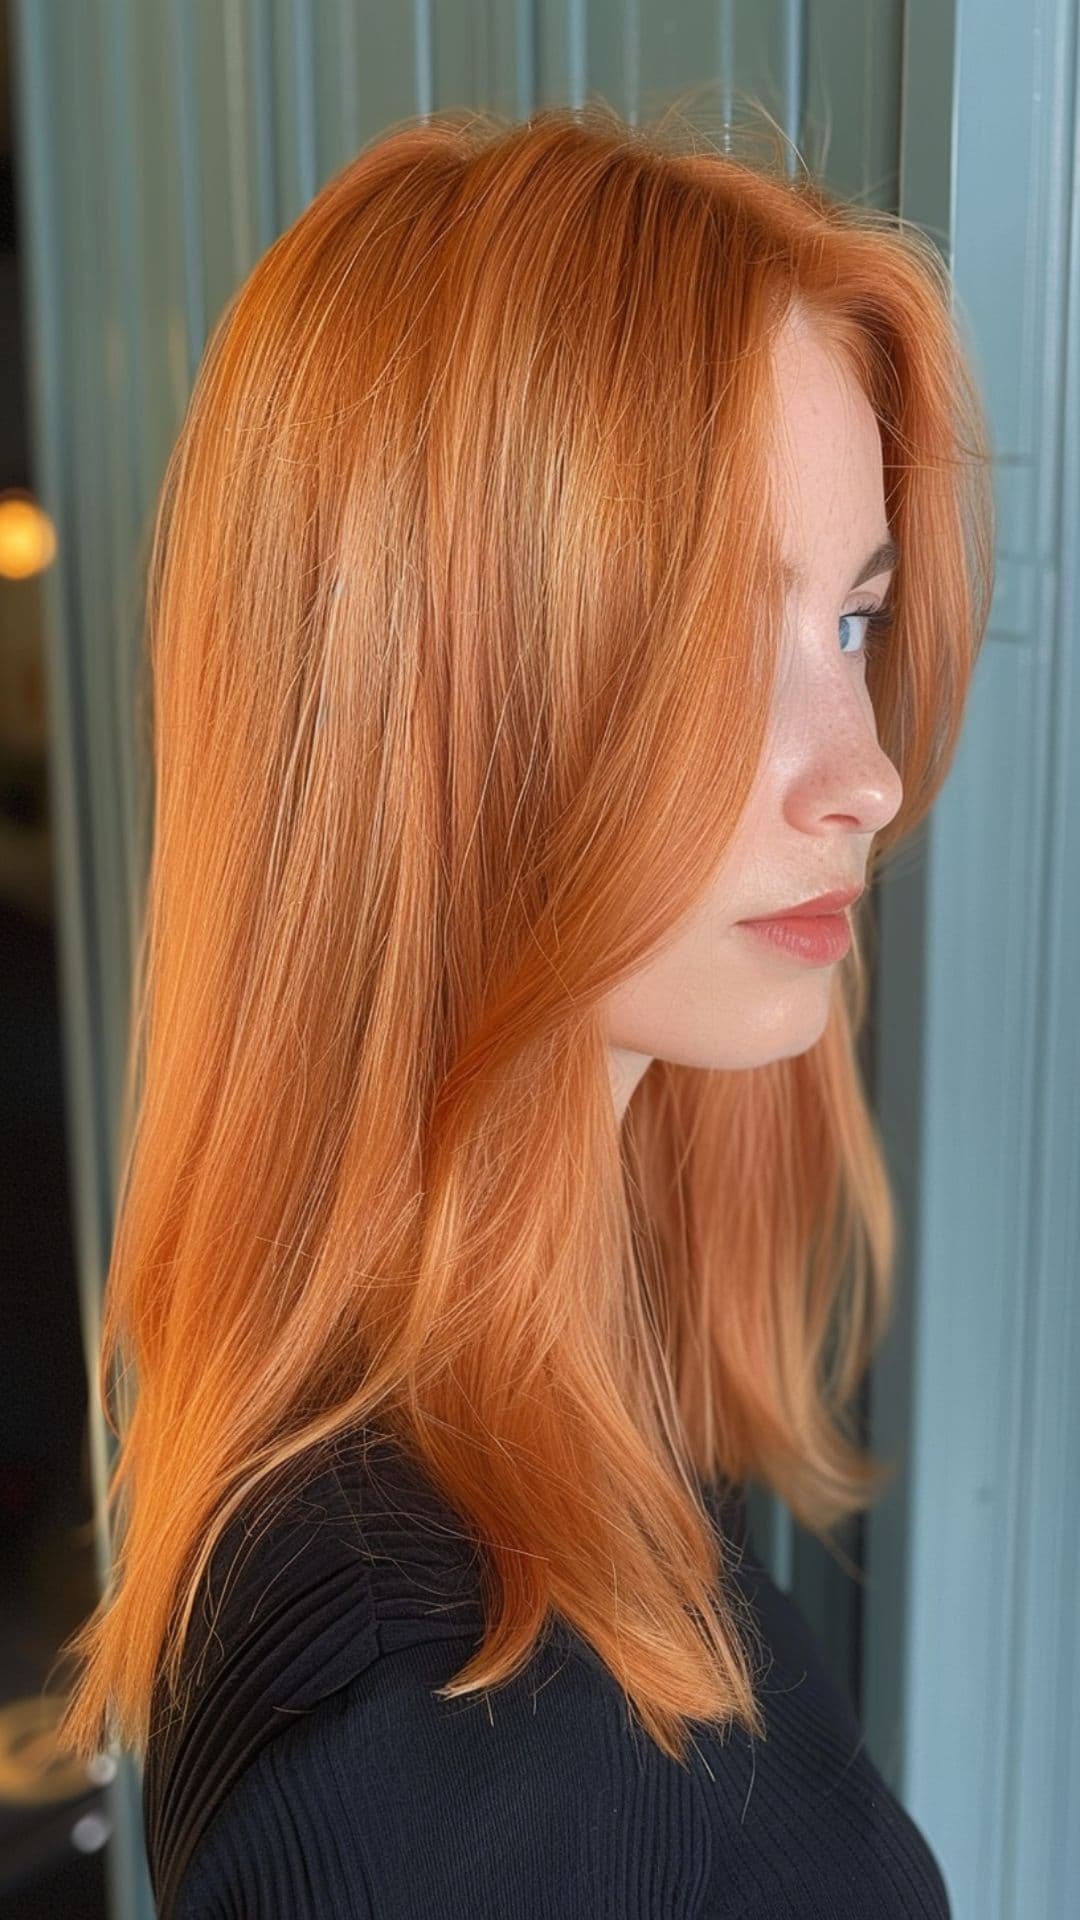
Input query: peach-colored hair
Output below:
<box><xmin>54</xmin><ymin>100</ymin><xmax>994</xmax><ymax>1771</ymax></box>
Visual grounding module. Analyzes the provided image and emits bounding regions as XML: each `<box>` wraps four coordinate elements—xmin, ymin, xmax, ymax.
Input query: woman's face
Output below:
<box><xmin>603</xmin><ymin>306</ymin><xmax>904</xmax><ymax>1120</ymax></box>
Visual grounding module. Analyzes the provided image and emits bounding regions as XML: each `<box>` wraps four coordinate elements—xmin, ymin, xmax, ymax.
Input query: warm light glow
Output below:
<box><xmin>0</xmin><ymin>491</ymin><xmax>58</xmax><ymax>579</ymax></box>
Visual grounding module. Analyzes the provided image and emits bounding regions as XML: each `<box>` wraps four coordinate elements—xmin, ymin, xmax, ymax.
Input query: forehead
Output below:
<box><xmin>767</xmin><ymin>311</ymin><xmax>887</xmax><ymax>570</ymax></box>
<box><xmin>769</xmin><ymin>316</ymin><xmax>881</xmax><ymax>464</ymax></box>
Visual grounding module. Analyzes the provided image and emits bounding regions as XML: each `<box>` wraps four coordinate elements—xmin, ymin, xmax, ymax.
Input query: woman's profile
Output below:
<box><xmin>53</xmin><ymin>100</ymin><xmax>994</xmax><ymax>1917</ymax></box>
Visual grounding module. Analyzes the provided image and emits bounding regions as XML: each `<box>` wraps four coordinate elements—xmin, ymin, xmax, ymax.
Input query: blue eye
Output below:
<box><xmin>840</xmin><ymin>598</ymin><xmax>894</xmax><ymax>661</ymax></box>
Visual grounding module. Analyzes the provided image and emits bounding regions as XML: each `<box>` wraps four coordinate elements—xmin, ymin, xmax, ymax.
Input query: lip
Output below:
<box><xmin>738</xmin><ymin>912</ymin><xmax>853</xmax><ymax>965</ymax></box>
<box><xmin>738</xmin><ymin>884</ymin><xmax>864</xmax><ymax>922</ymax></box>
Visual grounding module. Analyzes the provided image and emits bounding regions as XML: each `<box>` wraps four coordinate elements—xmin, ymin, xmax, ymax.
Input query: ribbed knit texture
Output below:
<box><xmin>142</xmin><ymin>1430</ymin><xmax>951</xmax><ymax>1917</ymax></box>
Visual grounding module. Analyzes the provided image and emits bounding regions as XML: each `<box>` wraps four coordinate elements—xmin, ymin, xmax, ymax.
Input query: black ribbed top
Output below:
<box><xmin>141</xmin><ymin>1429</ymin><xmax>951</xmax><ymax>1917</ymax></box>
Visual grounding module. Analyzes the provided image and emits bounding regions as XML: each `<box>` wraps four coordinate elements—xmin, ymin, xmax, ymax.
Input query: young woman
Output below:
<box><xmin>55</xmin><ymin>101</ymin><xmax>994</xmax><ymax>1916</ymax></box>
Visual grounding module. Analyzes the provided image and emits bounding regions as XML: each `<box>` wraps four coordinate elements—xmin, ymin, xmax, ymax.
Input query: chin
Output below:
<box><xmin>708</xmin><ymin>993</ymin><xmax>833</xmax><ymax>1070</ymax></box>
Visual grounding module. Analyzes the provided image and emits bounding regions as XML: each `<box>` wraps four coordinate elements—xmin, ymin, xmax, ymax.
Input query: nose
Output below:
<box><xmin>778</xmin><ymin>686</ymin><xmax>904</xmax><ymax>838</ymax></box>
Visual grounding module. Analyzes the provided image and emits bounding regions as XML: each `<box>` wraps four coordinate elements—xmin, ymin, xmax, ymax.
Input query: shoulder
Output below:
<box><xmin>167</xmin><ymin>1625</ymin><xmax>634</xmax><ymax>1918</ymax></box>
<box><xmin>142</xmin><ymin>1428</ymin><xmax>492</xmax><ymax>1916</ymax></box>
<box><xmin>146</xmin><ymin>1432</ymin><xmax>727</xmax><ymax>1918</ymax></box>
<box><xmin>167</xmin><ymin>1588</ymin><xmax>715</xmax><ymax>1920</ymax></box>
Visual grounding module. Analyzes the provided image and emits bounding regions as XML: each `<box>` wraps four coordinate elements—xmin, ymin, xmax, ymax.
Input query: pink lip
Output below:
<box><xmin>737</xmin><ymin>911</ymin><xmax>853</xmax><ymax>965</ymax></box>
<box><xmin>739</xmin><ymin>885</ymin><xmax>863</xmax><ymax>921</ymax></box>
<box><xmin>735</xmin><ymin>886</ymin><xmax>863</xmax><ymax>963</ymax></box>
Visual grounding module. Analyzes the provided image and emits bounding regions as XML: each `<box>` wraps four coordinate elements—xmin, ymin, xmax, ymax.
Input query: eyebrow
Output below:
<box><xmin>780</xmin><ymin>536</ymin><xmax>899</xmax><ymax>593</ymax></box>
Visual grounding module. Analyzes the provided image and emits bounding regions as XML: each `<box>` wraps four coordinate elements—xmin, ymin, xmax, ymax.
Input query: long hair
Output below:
<box><xmin>55</xmin><ymin>100</ymin><xmax>994</xmax><ymax>1770</ymax></box>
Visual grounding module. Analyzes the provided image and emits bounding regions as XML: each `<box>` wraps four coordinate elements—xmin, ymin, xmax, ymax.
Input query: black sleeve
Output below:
<box><xmin>169</xmin><ymin>1625</ymin><xmax>712</xmax><ymax>1919</ymax></box>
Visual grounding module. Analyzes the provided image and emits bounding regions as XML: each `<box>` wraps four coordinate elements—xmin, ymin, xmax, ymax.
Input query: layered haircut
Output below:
<box><xmin>55</xmin><ymin>101</ymin><xmax>994</xmax><ymax>1770</ymax></box>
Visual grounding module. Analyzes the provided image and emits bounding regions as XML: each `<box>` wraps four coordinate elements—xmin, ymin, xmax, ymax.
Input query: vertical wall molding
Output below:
<box><xmin>865</xmin><ymin>5</ymin><xmax>1079</xmax><ymax>1919</ymax></box>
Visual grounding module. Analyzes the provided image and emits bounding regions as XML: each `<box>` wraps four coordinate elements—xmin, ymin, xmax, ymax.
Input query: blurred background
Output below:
<box><xmin>0</xmin><ymin>2</ymin><xmax>1076</xmax><ymax>1916</ymax></box>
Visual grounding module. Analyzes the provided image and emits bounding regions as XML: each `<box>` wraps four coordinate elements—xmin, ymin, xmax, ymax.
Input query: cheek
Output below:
<box><xmin>602</xmin><ymin>910</ymin><xmax>836</xmax><ymax>1075</ymax></box>
<box><xmin>602</xmin><ymin>915</ymin><xmax>755</xmax><ymax>1037</ymax></box>
<box><xmin>603</xmin><ymin>874</ymin><xmax>752</xmax><ymax>1027</ymax></box>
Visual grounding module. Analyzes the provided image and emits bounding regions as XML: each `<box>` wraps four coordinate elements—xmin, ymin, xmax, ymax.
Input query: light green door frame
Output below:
<box><xmin>10</xmin><ymin>4</ymin><xmax>1076</xmax><ymax>1916</ymax></box>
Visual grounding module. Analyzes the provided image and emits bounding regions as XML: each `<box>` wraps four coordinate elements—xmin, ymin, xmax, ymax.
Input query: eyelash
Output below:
<box><xmin>842</xmin><ymin>596</ymin><xmax>895</xmax><ymax>662</ymax></box>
